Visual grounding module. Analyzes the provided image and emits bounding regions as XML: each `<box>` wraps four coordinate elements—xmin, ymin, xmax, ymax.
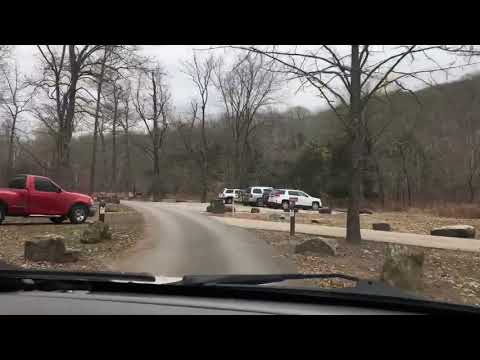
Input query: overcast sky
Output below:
<box><xmin>13</xmin><ymin>45</ymin><xmax>324</xmax><ymax>115</ymax></box>
<box><xmin>12</xmin><ymin>45</ymin><xmax>480</xmax><ymax>115</ymax></box>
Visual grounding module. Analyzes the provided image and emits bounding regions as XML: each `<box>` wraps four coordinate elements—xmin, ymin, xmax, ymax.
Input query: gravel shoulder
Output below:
<box><xmin>253</xmin><ymin>229</ymin><xmax>480</xmax><ymax>306</ymax></box>
<box><xmin>0</xmin><ymin>204</ymin><xmax>143</xmax><ymax>272</ymax></box>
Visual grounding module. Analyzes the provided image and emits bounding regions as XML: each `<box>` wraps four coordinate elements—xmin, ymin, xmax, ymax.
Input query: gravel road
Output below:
<box><xmin>112</xmin><ymin>201</ymin><xmax>296</xmax><ymax>277</ymax></box>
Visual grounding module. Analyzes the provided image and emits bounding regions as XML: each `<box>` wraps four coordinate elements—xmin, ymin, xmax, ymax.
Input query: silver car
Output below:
<box><xmin>243</xmin><ymin>186</ymin><xmax>273</xmax><ymax>206</ymax></box>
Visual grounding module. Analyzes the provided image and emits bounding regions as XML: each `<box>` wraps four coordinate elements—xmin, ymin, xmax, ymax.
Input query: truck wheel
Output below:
<box><xmin>282</xmin><ymin>201</ymin><xmax>289</xmax><ymax>211</ymax></box>
<box><xmin>50</xmin><ymin>217</ymin><xmax>66</xmax><ymax>224</ymax></box>
<box><xmin>312</xmin><ymin>202</ymin><xmax>320</xmax><ymax>211</ymax></box>
<box><xmin>69</xmin><ymin>205</ymin><xmax>88</xmax><ymax>224</ymax></box>
<box><xmin>225</xmin><ymin>198</ymin><xmax>232</xmax><ymax>204</ymax></box>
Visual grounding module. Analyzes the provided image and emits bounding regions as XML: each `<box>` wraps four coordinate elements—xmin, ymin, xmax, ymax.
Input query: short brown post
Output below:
<box><xmin>99</xmin><ymin>200</ymin><xmax>106</xmax><ymax>223</ymax></box>
<box><xmin>289</xmin><ymin>199</ymin><xmax>296</xmax><ymax>236</ymax></box>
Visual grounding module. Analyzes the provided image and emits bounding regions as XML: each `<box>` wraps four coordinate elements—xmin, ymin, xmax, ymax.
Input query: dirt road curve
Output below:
<box><xmin>112</xmin><ymin>201</ymin><xmax>296</xmax><ymax>277</ymax></box>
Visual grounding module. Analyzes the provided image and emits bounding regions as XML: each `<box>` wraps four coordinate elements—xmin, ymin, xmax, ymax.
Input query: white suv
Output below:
<box><xmin>242</xmin><ymin>186</ymin><xmax>273</xmax><ymax>206</ymax></box>
<box><xmin>267</xmin><ymin>189</ymin><xmax>322</xmax><ymax>211</ymax></box>
<box><xmin>218</xmin><ymin>188</ymin><xmax>241</xmax><ymax>204</ymax></box>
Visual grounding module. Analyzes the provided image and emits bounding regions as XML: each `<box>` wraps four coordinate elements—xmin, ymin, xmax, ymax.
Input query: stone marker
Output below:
<box><xmin>206</xmin><ymin>199</ymin><xmax>226</xmax><ymax>214</ymax></box>
<box><xmin>251</xmin><ymin>208</ymin><xmax>260</xmax><ymax>213</ymax></box>
<box><xmin>294</xmin><ymin>237</ymin><xmax>338</xmax><ymax>256</ymax></box>
<box><xmin>318</xmin><ymin>207</ymin><xmax>332</xmax><ymax>214</ymax></box>
<box><xmin>24</xmin><ymin>234</ymin><xmax>79</xmax><ymax>263</ymax></box>
<box><xmin>430</xmin><ymin>225</ymin><xmax>476</xmax><ymax>238</ymax></box>
<box><xmin>81</xmin><ymin>222</ymin><xmax>112</xmax><ymax>244</ymax></box>
<box><xmin>381</xmin><ymin>245</ymin><xmax>424</xmax><ymax>291</ymax></box>
<box><xmin>372</xmin><ymin>223</ymin><xmax>391</xmax><ymax>231</ymax></box>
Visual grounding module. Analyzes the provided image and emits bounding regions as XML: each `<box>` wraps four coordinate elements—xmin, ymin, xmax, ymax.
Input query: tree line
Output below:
<box><xmin>1</xmin><ymin>45</ymin><xmax>479</xmax><ymax>243</ymax></box>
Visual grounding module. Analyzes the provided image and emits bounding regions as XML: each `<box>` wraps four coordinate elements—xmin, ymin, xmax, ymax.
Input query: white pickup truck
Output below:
<box><xmin>218</xmin><ymin>188</ymin><xmax>241</xmax><ymax>204</ymax></box>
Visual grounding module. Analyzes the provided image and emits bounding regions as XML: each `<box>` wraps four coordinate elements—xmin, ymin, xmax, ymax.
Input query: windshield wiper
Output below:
<box><xmin>179</xmin><ymin>273</ymin><xmax>359</xmax><ymax>285</ymax></box>
<box><xmin>0</xmin><ymin>269</ymin><xmax>156</xmax><ymax>282</ymax></box>
<box><xmin>178</xmin><ymin>273</ymin><xmax>426</xmax><ymax>301</ymax></box>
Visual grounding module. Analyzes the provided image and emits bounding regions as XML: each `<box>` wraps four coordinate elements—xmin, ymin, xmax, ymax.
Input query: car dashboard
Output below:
<box><xmin>0</xmin><ymin>291</ymin><xmax>414</xmax><ymax>315</ymax></box>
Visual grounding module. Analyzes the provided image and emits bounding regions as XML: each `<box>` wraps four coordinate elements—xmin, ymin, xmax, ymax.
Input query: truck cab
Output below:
<box><xmin>0</xmin><ymin>174</ymin><xmax>96</xmax><ymax>225</ymax></box>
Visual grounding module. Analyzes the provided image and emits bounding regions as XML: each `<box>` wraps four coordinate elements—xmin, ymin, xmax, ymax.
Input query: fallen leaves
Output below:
<box><xmin>254</xmin><ymin>229</ymin><xmax>480</xmax><ymax>306</ymax></box>
<box><xmin>0</xmin><ymin>206</ymin><xmax>144</xmax><ymax>272</ymax></box>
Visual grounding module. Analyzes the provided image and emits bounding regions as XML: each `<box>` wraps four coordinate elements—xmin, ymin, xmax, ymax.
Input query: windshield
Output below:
<box><xmin>1</xmin><ymin>44</ymin><xmax>479</xmax><ymax>310</ymax></box>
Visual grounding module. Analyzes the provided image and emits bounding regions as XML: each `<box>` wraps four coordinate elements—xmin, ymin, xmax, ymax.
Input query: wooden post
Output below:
<box><xmin>289</xmin><ymin>199</ymin><xmax>296</xmax><ymax>236</ymax></box>
<box><xmin>99</xmin><ymin>200</ymin><xmax>106</xmax><ymax>223</ymax></box>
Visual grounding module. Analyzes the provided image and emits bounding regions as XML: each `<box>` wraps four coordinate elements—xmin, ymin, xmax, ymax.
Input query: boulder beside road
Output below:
<box><xmin>294</xmin><ymin>237</ymin><xmax>338</xmax><ymax>256</ymax></box>
<box><xmin>381</xmin><ymin>245</ymin><xmax>424</xmax><ymax>291</ymax></box>
<box><xmin>318</xmin><ymin>207</ymin><xmax>332</xmax><ymax>214</ymax></box>
<box><xmin>81</xmin><ymin>222</ymin><xmax>112</xmax><ymax>244</ymax></box>
<box><xmin>372</xmin><ymin>223</ymin><xmax>392</xmax><ymax>231</ymax></box>
<box><xmin>430</xmin><ymin>225</ymin><xmax>476</xmax><ymax>239</ymax></box>
<box><xmin>206</xmin><ymin>199</ymin><xmax>226</xmax><ymax>214</ymax></box>
<box><xmin>24</xmin><ymin>234</ymin><xmax>79</xmax><ymax>263</ymax></box>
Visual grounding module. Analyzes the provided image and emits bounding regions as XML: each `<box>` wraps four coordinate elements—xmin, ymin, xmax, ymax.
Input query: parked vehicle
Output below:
<box><xmin>218</xmin><ymin>188</ymin><xmax>241</xmax><ymax>204</ymax></box>
<box><xmin>267</xmin><ymin>189</ymin><xmax>322</xmax><ymax>211</ymax></box>
<box><xmin>261</xmin><ymin>188</ymin><xmax>273</xmax><ymax>206</ymax></box>
<box><xmin>0</xmin><ymin>174</ymin><xmax>97</xmax><ymax>225</ymax></box>
<box><xmin>242</xmin><ymin>186</ymin><xmax>273</xmax><ymax>206</ymax></box>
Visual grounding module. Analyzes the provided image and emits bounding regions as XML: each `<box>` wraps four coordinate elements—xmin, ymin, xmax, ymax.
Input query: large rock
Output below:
<box><xmin>381</xmin><ymin>245</ymin><xmax>424</xmax><ymax>291</ymax></box>
<box><xmin>24</xmin><ymin>234</ymin><xmax>79</xmax><ymax>263</ymax></box>
<box><xmin>251</xmin><ymin>208</ymin><xmax>260</xmax><ymax>213</ymax></box>
<box><xmin>294</xmin><ymin>237</ymin><xmax>338</xmax><ymax>256</ymax></box>
<box><xmin>207</xmin><ymin>199</ymin><xmax>226</xmax><ymax>214</ymax></box>
<box><xmin>80</xmin><ymin>222</ymin><xmax>112</xmax><ymax>244</ymax></box>
<box><xmin>360</xmin><ymin>208</ymin><xmax>374</xmax><ymax>214</ymax></box>
<box><xmin>318</xmin><ymin>207</ymin><xmax>332</xmax><ymax>214</ymax></box>
<box><xmin>269</xmin><ymin>213</ymin><xmax>286</xmax><ymax>222</ymax></box>
<box><xmin>372</xmin><ymin>223</ymin><xmax>391</xmax><ymax>231</ymax></box>
<box><xmin>430</xmin><ymin>225</ymin><xmax>476</xmax><ymax>238</ymax></box>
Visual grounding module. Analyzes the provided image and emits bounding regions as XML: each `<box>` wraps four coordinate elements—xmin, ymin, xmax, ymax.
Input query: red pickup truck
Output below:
<box><xmin>0</xmin><ymin>174</ymin><xmax>96</xmax><ymax>225</ymax></box>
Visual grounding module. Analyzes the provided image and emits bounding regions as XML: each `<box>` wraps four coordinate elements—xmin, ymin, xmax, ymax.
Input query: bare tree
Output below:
<box><xmin>86</xmin><ymin>45</ymin><xmax>143</xmax><ymax>193</ymax></box>
<box><xmin>116</xmin><ymin>81</ymin><xmax>136</xmax><ymax>193</ymax></box>
<box><xmin>33</xmin><ymin>45</ymin><xmax>104</xmax><ymax>187</ymax></box>
<box><xmin>132</xmin><ymin>64</ymin><xmax>170</xmax><ymax>201</ymax></box>
<box><xmin>178</xmin><ymin>53</ymin><xmax>216</xmax><ymax>202</ymax></box>
<box><xmin>214</xmin><ymin>52</ymin><xmax>280</xmax><ymax>187</ymax></box>
<box><xmin>231</xmin><ymin>45</ymin><xmax>464</xmax><ymax>243</ymax></box>
<box><xmin>0</xmin><ymin>63</ymin><xmax>35</xmax><ymax>181</ymax></box>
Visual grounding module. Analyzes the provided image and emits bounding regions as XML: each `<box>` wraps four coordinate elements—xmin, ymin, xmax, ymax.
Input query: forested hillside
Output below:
<box><xmin>2</xmin><ymin>45</ymin><xmax>480</xmax><ymax>208</ymax></box>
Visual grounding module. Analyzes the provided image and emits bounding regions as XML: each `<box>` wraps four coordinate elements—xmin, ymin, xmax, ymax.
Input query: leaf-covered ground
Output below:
<box><xmin>253</xmin><ymin>229</ymin><xmax>480</xmax><ymax>307</ymax></box>
<box><xmin>0</xmin><ymin>204</ymin><xmax>143</xmax><ymax>272</ymax></box>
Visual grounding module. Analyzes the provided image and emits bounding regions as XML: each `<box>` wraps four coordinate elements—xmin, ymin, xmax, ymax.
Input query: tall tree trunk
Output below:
<box><xmin>346</xmin><ymin>45</ymin><xmax>362</xmax><ymax>244</ymax></box>
<box><xmin>111</xmin><ymin>95</ymin><xmax>118</xmax><ymax>191</ymax></box>
<box><xmin>152</xmin><ymin>143</ymin><xmax>160</xmax><ymax>202</ymax></box>
<box><xmin>124</xmin><ymin>129</ymin><xmax>132</xmax><ymax>193</ymax></box>
<box><xmin>200</xmin><ymin>103</ymin><xmax>208</xmax><ymax>203</ymax></box>
<box><xmin>56</xmin><ymin>45</ymin><xmax>80</xmax><ymax>188</ymax></box>
<box><xmin>6</xmin><ymin>114</ymin><xmax>17</xmax><ymax>180</ymax></box>
<box><xmin>399</xmin><ymin>145</ymin><xmax>412</xmax><ymax>207</ymax></box>
<box><xmin>100</xmin><ymin>129</ymin><xmax>108</xmax><ymax>191</ymax></box>
<box><xmin>373</xmin><ymin>155</ymin><xmax>385</xmax><ymax>207</ymax></box>
<box><xmin>88</xmin><ymin>51</ymin><xmax>107</xmax><ymax>194</ymax></box>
